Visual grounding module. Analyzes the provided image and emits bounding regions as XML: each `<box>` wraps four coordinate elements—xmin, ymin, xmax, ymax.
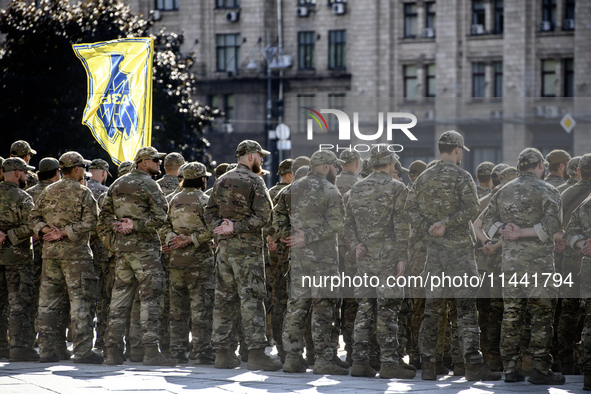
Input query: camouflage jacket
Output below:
<box><xmin>98</xmin><ymin>169</ymin><xmax>168</xmax><ymax>253</ymax></box>
<box><xmin>87</xmin><ymin>178</ymin><xmax>108</xmax><ymax>201</ymax></box>
<box><xmin>25</xmin><ymin>170</ymin><xmax>38</xmax><ymax>190</ymax></box>
<box><xmin>26</xmin><ymin>180</ymin><xmax>54</xmax><ymax>203</ymax></box>
<box><xmin>483</xmin><ymin>172</ymin><xmax>562</xmax><ymax>273</ymax></box>
<box><xmin>160</xmin><ymin>187</ymin><xmax>213</xmax><ymax>267</ymax></box>
<box><xmin>0</xmin><ymin>181</ymin><xmax>34</xmax><ymax>265</ymax></box>
<box><xmin>476</xmin><ymin>185</ymin><xmax>492</xmax><ymax>200</ymax></box>
<box><xmin>557</xmin><ymin>177</ymin><xmax>578</xmax><ymax>194</ymax></box>
<box><xmin>157</xmin><ymin>174</ymin><xmax>180</xmax><ymax>196</ymax></box>
<box><xmin>272</xmin><ymin>184</ymin><xmax>291</xmax><ymax>242</ymax></box>
<box><xmin>404</xmin><ymin>160</ymin><xmax>479</xmax><ymax>249</ymax></box>
<box><xmin>268</xmin><ymin>182</ymin><xmax>290</xmax><ymax>202</ymax></box>
<box><xmin>565</xmin><ymin>195</ymin><xmax>591</xmax><ymax>251</ymax></box>
<box><xmin>29</xmin><ymin>177</ymin><xmax>97</xmax><ymax>260</ymax></box>
<box><xmin>561</xmin><ymin>179</ymin><xmax>591</xmax><ymax>228</ymax></box>
<box><xmin>290</xmin><ymin>171</ymin><xmax>344</xmax><ymax>261</ymax></box>
<box><xmin>336</xmin><ymin>170</ymin><xmax>359</xmax><ymax>196</ymax></box>
<box><xmin>204</xmin><ymin>163</ymin><xmax>272</xmax><ymax>241</ymax></box>
<box><xmin>344</xmin><ymin>170</ymin><xmax>409</xmax><ymax>262</ymax></box>
<box><xmin>545</xmin><ymin>174</ymin><xmax>566</xmax><ymax>189</ymax></box>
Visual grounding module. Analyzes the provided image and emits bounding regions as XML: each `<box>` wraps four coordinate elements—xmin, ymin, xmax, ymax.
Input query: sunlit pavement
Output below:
<box><xmin>0</xmin><ymin>351</ymin><xmax>585</xmax><ymax>394</ymax></box>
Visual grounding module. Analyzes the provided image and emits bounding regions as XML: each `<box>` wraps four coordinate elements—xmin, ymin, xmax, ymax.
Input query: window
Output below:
<box><xmin>542</xmin><ymin>59</ymin><xmax>556</xmax><ymax>97</ymax></box>
<box><xmin>298</xmin><ymin>94</ymin><xmax>315</xmax><ymax>134</ymax></box>
<box><xmin>493</xmin><ymin>61</ymin><xmax>503</xmax><ymax>97</ymax></box>
<box><xmin>404</xmin><ymin>3</ymin><xmax>418</xmax><ymax>38</ymax></box>
<box><xmin>472</xmin><ymin>62</ymin><xmax>485</xmax><ymax>98</ymax></box>
<box><xmin>426</xmin><ymin>64</ymin><xmax>436</xmax><ymax>97</ymax></box>
<box><xmin>225</xmin><ymin>94</ymin><xmax>235</xmax><ymax>121</ymax></box>
<box><xmin>564</xmin><ymin>58</ymin><xmax>574</xmax><ymax>97</ymax></box>
<box><xmin>404</xmin><ymin>65</ymin><xmax>418</xmax><ymax>99</ymax></box>
<box><xmin>298</xmin><ymin>31</ymin><xmax>315</xmax><ymax>70</ymax></box>
<box><xmin>542</xmin><ymin>0</ymin><xmax>556</xmax><ymax>28</ymax></box>
<box><xmin>493</xmin><ymin>0</ymin><xmax>503</xmax><ymax>34</ymax></box>
<box><xmin>472</xmin><ymin>0</ymin><xmax>485</xmax><ymax>26</ymax></box>
<box><xmin>209</xmin><ymin>94</ymin><xmax>234</xmax><ymax>131</ymax></box>
<box><xmin>328</xmin><ymin>30</ymin><xmax>346</xmax><ymax>70</ymax></box>
<box><xmin>564</xmin><ymin>0</ymin><xmax>575</xmax><ymax>30</ymax></box>
<box><xmin>425</xmin><ymin>2</ymin><xmax>436</xmax><ymax>29</ymax></box>
<box><xmin>216</xmin><ymin>0</ymin><xmax>240</xmax><ymax>8</ymax></box>
<box><xmin>298</xmin><ymin>0</ymin><xmax>316</xmax><ymax>4</ymax></box>
<box><xmin>328</xmin><ymin>94</ymin><xmax>346</xmax><ymax>132</ymax></box>
<box><xmin>216</xmin><ymin>34</ymin><xmax>240</xmax><ymax>73</ymax></box>
<box><xmin>156</xmin><ymin>0</ymin><xmax>178</xmax><ymax>11</ymax></box>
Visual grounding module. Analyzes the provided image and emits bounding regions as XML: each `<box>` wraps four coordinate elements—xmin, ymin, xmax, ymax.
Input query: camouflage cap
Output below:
<box><xmin>294</xmin><ymin>165</ymin><xmax>310</xmax><ymax>180</ymax></box>
<box><xmin>214</xmin><ymin>163</ymin><xmax>229</xmax><ymax>178</ymax></box>
<box><xmin>2</xmin><ymin>157</ymin><xmax>35</xmax><ymax>173</ymax></box>
<box><xmin>499</xmin><ymin>167</ymin><xmax>518</xmax><ymax>183</ymax></box>
<box><xmin>118</xmin><ymin>161</ymin><xmax>136</xmax><ymax>177</ymax></box>
<box><xmin>492</xmin><ymin>163</ymin><xmax>509</xmax><ymax>177</ymax></box>
<box><xmin>568</xmin><ymin>156</ymin><xmax>581</xmax><ymax>176</ymax></box>
<box><xmin>310</xmin><ymin>150</ymin><xmax>345</xmax><ymax>167</ymax></box>
<box><xmin>370</xmin><ymin>144</ymin><xmax>397</xmax><ymax>167</ymax></box>
<box><xmin>438</xmin><ymin>130</ymin><xmax>470</xmax><ymax>151</ymax></box>
<box><xmin>546</xmin><ymin>149</ymin><xmax>571</xmax><ymax>165</ymax></box>
<box><xmin>277</xmin><ymin>159</ymin><xmax>293</xmax><ymax>176</ymax></box>
<box><xmin>292</xmin><ymin>156</ymin><xmax>311</xmax><ymax>174</ymax></box>
<box><xmin>164</xmin><ymin>152</ymin><xmax>185</xmax><ymax>168</ymax></box>
<box><xmin>10</xmin><ymin>140</ymin><xmax>36</xmax><ymax>156</ymax></box>
<box><xmin>579</xmin><ymin>153</ymin><xmax>591</xmax><ymax>172</ymax></box>
<box><xmin>408</xmin><ymin>160</ymin><xmax>427</xmax><ymax>177</ymax></box>
<box><xmin>38</xmin><ymin>157</ymin><xmax>60</xmax><ymax>173</ymax></box>
<box><xmin>359</xmin><ymin>158</ymin><xmax>373</xmax><ymax>178</ymax></box>
<box><xmin>134</xmin><ymin>146</ymin><xmax>166</xmax><ymax>163</ymax></box>
<box><xmin>89</xmin><ymin>158</ymin><xmax>112</xmax><ymax>177</ymax></box>
<box><xmin>476</xmin><ymin>161</ymin><xmax>495</xmax><ymax>177</ymax></box>
<box><xmin>235</xmin><ymin>140</ymin><xmax>270</xmax><ymax>158</ymax></box>
<box><xmin>518</xmin><ymin>147</ymin><xmax>546</xmax><ymax>169</ymax></box>
<box><xmin>339</xmin><ymin>149</ymin><xmax>361</xmax><ymax>163</ymax></box>
<box><xmin>183</xmin><ymin>162</ymin><xmax>211</xmax><ymax>180</ymax></box>
<box><xmin>177</xmin><ymin>163</ymin><xmax>188</xmax><ymax>179</ymax></box>
<box><xmin>59</xmin><ymin>151</ymin><xmax>91</xmax><ymax>168</ymax></box>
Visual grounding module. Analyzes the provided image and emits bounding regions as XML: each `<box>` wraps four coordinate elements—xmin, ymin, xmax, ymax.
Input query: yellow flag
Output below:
<box><xmin>73</xmin><ymin>37</ymin><xmax>154</xmax><ymax>165</ymax></box>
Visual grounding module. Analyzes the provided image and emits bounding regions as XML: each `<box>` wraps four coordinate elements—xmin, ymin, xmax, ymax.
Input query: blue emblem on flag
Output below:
<box><xmin>98</xmin><ymin>54</ymin><xmax>138</xmax><ymax>139</ymax></box>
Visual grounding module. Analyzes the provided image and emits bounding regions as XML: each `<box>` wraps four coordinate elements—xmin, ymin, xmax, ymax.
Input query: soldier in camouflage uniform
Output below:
<box><xmin>281</xmin><ymin>150</ymin><xmax>348</xmax><ymax>375</ymax></box>
<box><xmin>10</xmin><ymin>140</ymin><xmax>38</xmax><ymax>189</ymax></box>
<box><xmin>336</xmin><ymin>149</ymin><xmax>360</xmax><ymax>195</ymax></box>
<box><xmin>557</xmin><ymin>156</ymin><xmax>581</xmax><ymax>194</ymax></box>
<box><xmin>98</xmin><ymin>146</ymin><xmax>176</xmax><ymax>366</ymax></box>
<box><xmin>545</xmin><ymin>149</ymin><xmax>571</xmax><ymax>189</ymax></box>
<box><xmin>26</xmin><ymin>158</ymin><xmax>70</xmax><ymax>359</ymax></box>
<box><xmin>564</xmin><ymin>177</ymin><xmax>591</xmax><ymax>391</ymax></box>
<box><xmin>204</xmin><ymin>140</ymin><xmax>281</xmax><ymax>371</ymax></box>
<box><xmin>476</xmin><ymin>162</ymin><xmax>494</xmax><ymax>199</ymax></box>
<box><xmin>157</xmin><ymin>153</ymin><xmax>185</xmax><ymax>196</ymax></box>
<box><xmin>161</xmin><ymin>162</ymin><xmax>215</xmax><ymax>364</ymax></box>
<box><xmin>405</xmin><ymin>130</ymin><xmax>500</xmax><ymax>381</ymax></box>
<box><xmin>29</xmin><ymin>152</ymin><xmax>103</xmax><ymax>364</ymax></box>
<box><xmin>268</xmin><ymin>159</ymin><xmax>293</xmax><ymax>201</ymax></box>
<box><xmin>344</xmin><ymin>145</ymin><xmax>414</xmax><ymax>379</ymax></box>
<box><xmin>483</xmin><ymin>147</ymin><xmax>564</xmax><ymax>385</ymax></box>
<box><xmin>556</xmin><ymin>154</ymin><xmax>591</xmax><ymax>374</ymax></box>
<box><xmin>204</xmin><ymin>163</ymin><xmax>229</xmax><ymax>197</ymax></box>
<box><xmin>117</xmin><ymin>161</ymin><xmax>135</xmax><ymax>176</ymax></box>
<box><xmin>87</xmin><ymin>159</ymin><xmax>110</xmax><ymax>200</ymax></box>
<box><xmin>0</xmin><ymin>158</ymin><xmax>39</xmax><ymax>361</ymax></box>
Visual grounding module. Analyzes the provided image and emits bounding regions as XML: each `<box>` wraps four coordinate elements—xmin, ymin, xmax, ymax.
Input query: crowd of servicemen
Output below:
<box><xmin>1</xmin><ymin>132</ymin><xmax>591</xmax><ymax>390</ymax></box>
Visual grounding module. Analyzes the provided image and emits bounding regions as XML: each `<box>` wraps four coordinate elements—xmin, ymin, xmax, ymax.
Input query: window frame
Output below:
<box><xmin>493</xmin><ymin>61</ymin><xmax>503</xmax><ymax>98</ymax></box>
<box><xmin>541</xmin><ymin>59</ymin><xmax>556</xmax><ymax>97</ymax></box>
<box><xmin>472</xmin><ymin>62</ymin><xmax>486</xmax><ymax>98</ymax></box>
<box><xmin>215</xmin><ymin>0</ymin><xmax>240</xmax><ymax>9</ymax></box>
<box><xmin>542</xmin><ymin>0</ymin><xmax>557</xmax><ymax>28</ymax></box>
<box><xmin>155</xmin><ymin>0</ymin><xmax>178</xmax><ymax>11</ymax></box>
<box><xmin>328</xmin><ymin>30</ymin><xmax>346</xmax><ymax>70</ymax></box>
<box><xmin>215</xmin><ymin>33</ymin><xmax>241</xmax><ymax>73</ymax></box>
<box><xmin>472</xmin><ymin>0</ymin><xmax>486</xmax><ymax>26</ymax></box>
<box><xmin>493</xmin><ymin>0</ymin><xmax>504</xmax><ymax>34</ymax></box>
<box><xmin>564</xmin><ymin>58</ymin><xmax>574</xmax><ymax>97</ymax></box>
<box><xmin>298</xmin><ymin>31</ymin><xmax>316</xmax><ymax>70</ymax></box>
<box><xmin>425</xmin><ymin>2</ymin><xmax>436</xmax><ymax>29</ymax></box>
<box><xmin>404</xmin><ymin>65</ymin><xmax>418</xmax><ymax>100</ymax></box>
<box><xmin>426</xmin><ymin>64</ymin><xmax>436</xmax><ymax>98</ymax></box>
<box><xmin>404</xmin><ymin>3</ymin><xmax>418</xmax><ymax>38</ymax></box>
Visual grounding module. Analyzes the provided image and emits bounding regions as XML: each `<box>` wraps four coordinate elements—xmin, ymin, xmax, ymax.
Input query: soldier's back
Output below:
<box><xmin>157</xmin><ymin>174</ymin><xmax>180</xmax><ymax>196</ymax></box>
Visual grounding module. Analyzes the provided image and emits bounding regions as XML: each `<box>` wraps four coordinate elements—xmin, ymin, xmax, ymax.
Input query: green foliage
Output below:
<box><xmin>0</xmin><ymin>0</ymin><xmax>221</xmax><ymax>167</ymax></box>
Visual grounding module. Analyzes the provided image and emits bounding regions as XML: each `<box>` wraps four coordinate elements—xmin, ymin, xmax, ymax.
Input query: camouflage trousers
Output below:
<box><xmin>271</xmin><ymin>246</ymin><xmax>289</xmax><ymax>357</ymax></box>
<box><xmin>30</xmin><ymin>241</ymin><xmax>43</xmax><ymax>345</ymax></box>
<box><xmin>212</xmin><ymin>237</ymin><xmax>267</xmax><ymax>351</ymax></box>
<box><xmin>96</xmin><ymin>256</ymin><xmax>115</xmax><ymax>349</ymax></box>
<box><xmin>105</xmin><ymin>251</ymin><xmax>166</xmax><ymax>349</ymax></box>
<box><xmin>353</xmin><ymin>296</ymin><xmax>403</xmax><ymax>365</ymax></box>
<box><xmin>501</xmin><ymin>285</ymin><xmax>554</xmax><ymax>374</ymax></box>
<box><xmin>408</xmin><ymin>249</ymin><xmax>426</xmax><ymax>362</ymax></box>
<box><xmin>420</xmin><ymin>246</ymin><xmax>483</xmax><ymax>365</ymax></box>
<box><xmin>557</xmin><ymin>252</ymin><xmax>583</xmax><ymax>363</ymax></box>
<box><xmin>37</xmin><ymin>259</ymin><xmax>97</xmax><ymax>358</ymax></box>
<box><xmin>0</xmin><ymin>264</ymin><xmax>34</xmax><ymax>349</ymax></box>
<box><xmin>169</xmin><ymin>265</ymin><xmax>215</xmax><ymax>354</ymax></box>
<box><xmin>283</xmin><ymin>296</ymin><xmax>339</xmax><ymax>361</ymax></box>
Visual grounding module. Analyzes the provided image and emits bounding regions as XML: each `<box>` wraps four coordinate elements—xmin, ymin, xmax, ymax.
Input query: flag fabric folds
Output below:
<box><xmin>73</xmin><ymin>37</ymin><xmax>154</xmax><ymax>165</ymax></box>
